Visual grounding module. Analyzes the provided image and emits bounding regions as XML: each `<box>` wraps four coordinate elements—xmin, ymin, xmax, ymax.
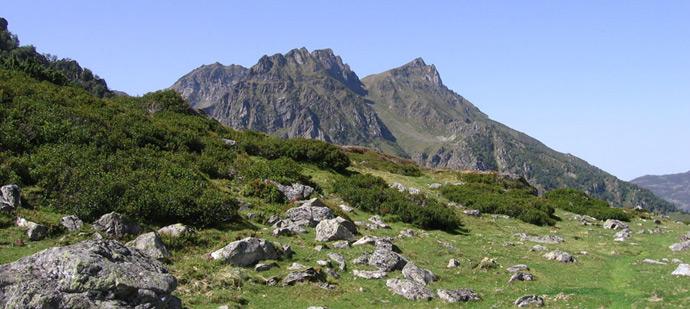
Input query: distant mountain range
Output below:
<box><xmin>632</xmin><ymin>171</ymin><xmax>690</xmax><ymax>211</ymax></box>
<box><xmin>171</xmin><ymin>47</ymin><xmax>676</xmax><ymax>213</ymax></box>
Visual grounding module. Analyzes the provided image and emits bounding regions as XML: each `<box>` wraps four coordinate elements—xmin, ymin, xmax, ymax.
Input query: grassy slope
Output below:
<box><xmin>3</xmin><ymin>162</ymin><xmax>689</xmax><ymax>308</ymax></box>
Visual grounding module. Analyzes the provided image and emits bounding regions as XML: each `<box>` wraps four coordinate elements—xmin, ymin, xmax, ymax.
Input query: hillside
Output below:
<box><xmin>172</xmin><ymin>48</ymin><xmax>675</xmax><ymax>213</ymax></box>
<box><xmin>633</xmin><ymin>171</ymin><xmax>690</xmax><ymax>211</ymax></box>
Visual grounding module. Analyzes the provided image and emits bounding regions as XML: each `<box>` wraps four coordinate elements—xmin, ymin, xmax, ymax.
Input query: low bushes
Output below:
<box><xmin>545</xmin><ymin>188</ymin><xmax>631</xmax><ymax>221</ymax></box>
<box><xmin>334</xmin><ymin>173</ymin><xmax>461</xmax><ymax>231</ymax></box>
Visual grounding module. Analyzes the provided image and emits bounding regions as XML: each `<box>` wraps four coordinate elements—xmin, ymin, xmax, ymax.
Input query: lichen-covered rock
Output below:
<box><xmin>285</xmin><ymin>204</ymin><xmax>334</xmax><ymax>226</ymax></box>
<box><xmin>0</xmin><ymin>184</ymin><xmax>21</xmax><ymax>211</ymax></box>
<box><xmin>385</xmin><ymin>279</ymin><xmax>434</xmax><ymax>301</ymax></box>
<box><xmin>603</xmin><ymin>219</ymin><xmax>629</xmax><ymax>230</ymax></box>
<box><xmin>281</xmin><ymin>268</ymin><xmax>325</xmax><ymax>286</ymax></box>
<box><xmin>436</xmin><ymin>289</ymin><xmax>480</xmax><ymax>303</ymax></box>
<box><xmin>514</xmin><ymin>295</ymin><xmax>544</xmax><ymax>307</ymax></box>
<box><xmin>158</xmin><ymin>223</ymin><xmax>190</xmax><ymax>238</ymax></box>
<box><xmin>0</xmin><ymin>239</ymin><xmax>180</xmax><ymax>308</ymax></box>
<box><xmin>543</xmin><ymin>250</ymin><xmax>575</xmax><ymax>263</ymax></box>
<box><xmin>402</xmin><ymin>262</ymin><xmax>437</xmax><ymax>285</ymax></box>
<box><xmin>93</xmin><ymin>212</ymin><xmax>142</xmax><ymax>239</ymax></box>
<box><xmin>315</xmin><ymin>217</ymin><xmax>356</xmax><ymax>242</ymax></box>
<box><xmin>352</xmin><ymin>269</ymin><xmax>388</xmax><ymax>279</ymax></box>
<box><xmin>126</xmin><ymin>232</ymin><xmax>171</xmax><ymax>260</ymax></box>
<box><xmin>60</xmin><ymin>215</ymin><xmax>83</xmax><ymax>232</ymax></box>
<box><xmin>369</xmin><ymin>246</ymin><xmax>407</xmax><ymax>271</ymax></box>
<box><xmin>508</xmin><ymin>272</ymin><xmax>535</xmax><ymax>283</ymax></box>
<box><xmin>210</xmin><ymin>237</ymin><xmax>281</xmax><ymax>266</ymax></box>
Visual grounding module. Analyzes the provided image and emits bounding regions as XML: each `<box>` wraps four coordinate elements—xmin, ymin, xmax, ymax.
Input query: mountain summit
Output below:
<box><xmin>171</xmin><ymin>49</ymin><xmax>676</xmax><ymax>212</ymax></box>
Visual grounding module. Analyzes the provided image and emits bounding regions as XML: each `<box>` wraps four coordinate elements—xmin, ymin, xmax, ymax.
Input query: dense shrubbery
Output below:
<box><xmin>347</xmin><ymin>149</ymin><xmax>421</xmax><ymax>176</ymax></box>
<box><xmin>334</xmin><ymin>173</ymin><xmax>461</xmax><ymax>231</ymax></box>
<box><xmin>545</xmin><ymin>189</ymin><xmax>631</xmax><ymax>221</ymax></box>
<box><xmin>441</xmin><ymin>173</ymin><xmax>557</xmax><ymax>226</ymax></box>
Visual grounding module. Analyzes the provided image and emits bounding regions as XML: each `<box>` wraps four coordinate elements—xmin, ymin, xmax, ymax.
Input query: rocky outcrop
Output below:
<box><xmin>126</xmin><ymin>232</ymin><xmax>171</xmax><ymax>260</ymax></box>
<box><xmin>210</xmin><ymin>237</ymin><xmax>281</xmax><ymax>266</ymax></box>
<box><xmin>93</xmin><ymin>212</ymin><xmax>142</xmax><ymax>239</ymax></box>
<box><xmin>0</xmin><ymin>239</ymin><xmax>180</xmax><ymax>308</ymax></box>
<box><xmin>436</xmin><ymin>289</ymin><xmax>480</xmax><ymax>303</ymax></box>
<box><xmin>60</xmin><ymin>215</ymin><xmax>83</xmax><ymax>232</ymax></box>
<box><xmin>385</xmin><ymin>279</ymin><xmax>434</xmax><ymax>301</ymax></box>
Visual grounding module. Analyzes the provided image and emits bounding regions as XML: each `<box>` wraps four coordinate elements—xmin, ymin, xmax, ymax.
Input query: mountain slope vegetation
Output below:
<box><xmin>633</xmin><ymin>171</ymin><xmax>690</xmax><ymax>212</ymax></box>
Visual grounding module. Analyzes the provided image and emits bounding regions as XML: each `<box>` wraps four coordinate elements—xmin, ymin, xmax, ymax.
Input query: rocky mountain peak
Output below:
<box><xmin>392</xmin><ymin>57</ymin><xmax>443</xmax><ymax>86</ymax></box>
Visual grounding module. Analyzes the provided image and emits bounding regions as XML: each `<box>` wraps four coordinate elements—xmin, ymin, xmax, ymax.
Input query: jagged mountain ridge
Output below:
<box><xmin>171</xmin><ymin>48</ymin><xmax>676</xmax><ymax>212</ymax></box>
<box><xmin>632</xmin><ymin>171</ymin><xmax>690</xmax><ymax>211</ymax></box>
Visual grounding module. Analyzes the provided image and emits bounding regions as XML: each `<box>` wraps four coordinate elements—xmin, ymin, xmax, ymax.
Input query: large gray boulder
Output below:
<box><xmin>436</xmin><ymin>289</ymin><xmax>481</xmax><ymax>303</ymax></box>
<box><xmin>369</xmin><ymin>245</ymin><xmax>407</xmax><ymax>271</ymax></box>
<box><xmin>385</xmin><ymin>279</ymin><xmax>434</xmax><ymax>301</ymax></box>
<box><xmin>210</xmin><ymin>237</ymin><xmax>281</xmax><ymax>266</ymax></box>
<box><xmin>315</xmin><ymin>217</ymin><xmax>356</xmax><ymax>242</ymax></box>
<box><xmin>271</xmin><ymin>182</ymin><xmax>314</xmax><ymax>201</ymax></box>
<box><xmin>126</xmin><ymin>232</ymin><xmax>171</xmax><ymax>260</ymax></box>
<box><xmin>93</xmin><ymin>212</ymin><xmax>142</xmax><ymax>239</ymax></box>
<box><xmin>60</xmin><ymin>215</ymin><xmax>83</xmax><ymax>232</ymax></box>
<box><xmin>402</xmin><ymin>262</ymin><xmax>437</xmax><ymax>285</ymax></box>
<box><xmin>15</xmin><ymin>217</ymin><xmax>47</xmax><ymax>241</ymax></box>
<box><xmin>0</xmin><ymin>184</ymin><xmax>21</xmax><ymax>211</ymax></box>
<box><xmin>285</xmin><ymin>204</ymin><xmax>334</xmax><ymax>225</ymax></box>
<box><xmin>157</xmin><ymin>223</ymin><xmax>190</xmax><ymax>238</ymax></box>
<box><xmin>603</xmin><ymin>219</ymin><xmax>629</xmax><ymax>230</ymax></box>
<box><xmin>0</xmin><ymin>239</ymin><xmax>180</xmax><ymax>308</ymax></box>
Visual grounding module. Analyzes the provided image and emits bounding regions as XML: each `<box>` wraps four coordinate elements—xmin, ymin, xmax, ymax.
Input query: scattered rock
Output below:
<box><xmin>669</xmin><ymin>240</ymin><xmax>690</xmax><ymax>252</ymax></box>
<box><xmin>353</xmin><ymin>235</ymin><xmax>380</xmax><ymax>246</ymax></box>
<box><xmin>572</xmin><ymin>214</ymin><xmax>597</xmax><ymax>226</ymax></box>
<box><xmin>27</xmin><ymin>222</ymin><xmax>48</xmax><ymax>241</ymax></box>
<box><xmin>352</xmin><ymin>254</ymin><xmax>370</xmax><ymax>265</ymax></box>
<box><xmin>366</xmin><ymin>215</ymin><xmax>390</xmax><ymax>229</ymax></box>
<box><xmin>267</xmin><ymin>215</ymin><xmax>281</xmax><ymax>225</ymax></box>
<box><xmin>315</xmin><ymin>217</ymin><xmax>357</xmax><ymax>242</ymax></box>
<box><xmin>507</xmin><ymin>264</ymin><xmax>529</xmax><ymax>273</ymax></box>
<box><xmin>210</xmin><ymin>237</ymin><xmax>281</xmax><ymax>266</ymax></box>
<box><xmin>282</xmin><ymin>268</ymin><xmax>325</xmax><ymax>286</ymax></box>
<box><xmin>428</xmin><ymin>183</ymin><xmax>442</xmax><ymax>189</ymax></box>
<box><xmin>314</xmin><ymin>244</ymin><xmax>327</xmax><ymax>252</ymax></box>
<box><xmin>530</xmin><ymin>245</ymin><xmax>547</xmax><ymax>252</ymax></box>
<box><xmin>282</xmin><ymin>244</ymin><xmax>294</xmax><ymax>258</ymax></box>
<box><xmin>255</xmin><ymin>262</ymin><xmax>277</xmax><ymax>272</ymax></box>
<box><xmin>491</xmin><ymin>214</ymin><xmax>510</xmax><ymax>220</ymax></box>
<box><xmin>463</xmin><ymin>209</ymin><xmax>481</xmax><ymax>217</ymax></box>
<box><xmin>603</xmin><ymin>219</ymin><xmax>629</xmax><ymax>230</ymax></box>
<box><xmin>614</xmin><ymin>229</ymin><xmax>632</xmax><ymax>242</ymax></box>
<box><xmin>436</xmin><ymin>289</ymin><xmax>481</xmax><ymax>303</ymax></box>
<box><xmin>289</xmin><ymin>262</ymin><xmax>307</xmax><ymax>270</ymax></box>
<box><xmin>514</xmin><ymin>295</ymin><xmax>544</xmax><ymax>307</ymax></box>
<box><xmin>60</xmin><ymin>215</ymin><xmax>83</xmax><ymax>232</ymax></box>
<box><xmin>516</xmin><ymin>233</ymin><xmax>564</xmax><ymax>244</ymax></box>
<box><xmin>543</xmin><ymin>250</ymin><xmax>575</xmax><ymax>263</ymax></box>
<box><xmin>672</xmin><ymin>264</ymin><xmax>690</xmax><ymax>276</ymax></box>
<box><xmin>386</xmin><ymin>279</ymin><xmax>434</xmax><ymax>301</ymax></box>
<box><xmin>157</xmin><ymin>223</ymin><xmax>189</xmax><ymax>238</ymax></box>
<box><xmin>286</xmin><ymin>203</ymin><xmax>334</xmax><ymax>224</ymax></box>
<box><xmin>390</xmin><ymin>182</ymin><xmax>406</xmax><ymax>192</ymax></box>
<box><xmin>508</xmin><ymin>272</ymin><xmax>535</xmax><ymax>283</ymax></box>
<box><xmin>332</xmin><ymin>240</ymin><xmax>350</xmax><ymax>249</ymax></box>
<box><xmin>0</xmin><ymin>239</ymin><xmax>180</xmax><ymax>308</ymax></box>
<box><xmin>402</xmin><ymin>262</ymin><xmax>437</xmax><ymax>285</ymax></box>
<box><xmin>369</xmin><ymin>246</ymin><xmax>407</xmax><ymax>271</ymax></box>
<box><xmin>672</xmin><ymin>258</ymin><xmax>683</xmax><ymax>264</ymax></box>
<box><xmin>642</xmin><ymin>258</ymin><xmax>667</xmax><ymax>265</ymax></box>
<box><xmin>408</xmin><ymin>187</ymin><xmax>421</xmax><ymax>195</ymax></box>
<box><xmin>92</xmin><ymin>212</ymin><xmax>142</xmax><ymax>239</ymax></box>
<box><xmin>328</xmin><ymin>252</ymin><xmax>346</xmax><ymax>271</ymax></box>
<box><xmin>447</xmin><ymin>258</ymin><xmax>461</xmax><ymax>268</ymax></box>
<box><xmin>476</xmin><ymin>257</ymin><xmax>498</xmax><ymax>270</ymax></box>
<box><xmin>399</xmin><ymin>229</ymin><xmax>416</xmax><ymax>238</ymax></box>
<box><xmin>126</xmin><ymin>232</ymin><xmax>171</xmax><ymax>260</ymax></box>
<box><xmin>339</xmin><ymin>204</ymin><xmax>354</xmax><ymax>213</ymax></box>
<box><xmin>316</xmin><ymin>260</ymin><xmax>330</xmax><ymax>267</ymax></box>
<box><xmin>353</xmin><ymin>269</ymin><xmax>387</xmax><ymax>279</ymax></box>
<box><xmin>270</xmin><ymin>181</ymin><xmax>314</xmax><ymax>201</ymax></box>
<box><xmin>221</xmin><ymin>138</ymin><xmax>237</xmax><ymax>146</ymax></box>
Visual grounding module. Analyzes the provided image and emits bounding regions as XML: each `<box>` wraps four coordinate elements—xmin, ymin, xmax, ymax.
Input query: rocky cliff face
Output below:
<box><xmin>171</xmin><ymin>49</ymin><xmax>675</xmax><ymax>212</ymax></box>
<box><xmin>632</xmin><ymin>171</ymin><xmax>690</xmax><ymax>211</ymax></box>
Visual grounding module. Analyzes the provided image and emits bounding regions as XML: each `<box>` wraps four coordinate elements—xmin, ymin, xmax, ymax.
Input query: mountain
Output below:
<box><xmin>632</xmin><ymin>171</ymin><xmax>690</xmax><ymax>211</ymax></box>
<box><xmin>172</xmin><ymin>48</ymin><xmax>676</xmax><ymax>213</ymax></box>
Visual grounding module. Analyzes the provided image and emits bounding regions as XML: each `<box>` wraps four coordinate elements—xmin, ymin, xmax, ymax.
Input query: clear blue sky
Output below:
<box><xmin>4</xmin><ymin>1</ymin><xmax>689</xmax><ymax>180</ymax></box>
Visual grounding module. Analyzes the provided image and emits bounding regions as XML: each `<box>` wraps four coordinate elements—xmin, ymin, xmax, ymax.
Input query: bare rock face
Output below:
<box><xmin>126</xmin><ymin>232</ymin><xmax>171</xmax><ymax>260</ymax></box>
<box><xmin>402</xmin><ymin>262</ymin><xmax>437</xmax><ymax>285</ymax></box>
<box><xmin>385</xmin><ymin>279</ymin><xmax>434</xmax><ymax>301</ymax></box>
<box><xmin>0</xmin><ymin>239</ymin><xmax>181</xmax><ymax>308</ymax></box>
<box><xmin>436</xmin><ymin>289</ymin><xmax>481</xmax><ymax>303</ymax></box>
<box><xmin>93</xmin><ymin>212</ymin><xmax>142</xmax><ymax>239</ymax></box>
<box><xmin>60</xmin><ymin>215</ymin><xmax>83</xmax><ymax>232</ymax></box>
<box><xmin>0</xmin><ymin>184</ymin><xmax>20</xmax><ymax>212</ymax></box>
<box><xmin>210</xmin><ymin>237</ymin><xmax>281</xmax><ymax>266</ymax></box>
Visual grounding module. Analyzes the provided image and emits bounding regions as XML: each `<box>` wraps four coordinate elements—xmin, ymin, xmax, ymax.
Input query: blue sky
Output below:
<box><xmin>4</xmin><ymin>1</ymin><xmax>689</xmax><ymax>180</ymax></box>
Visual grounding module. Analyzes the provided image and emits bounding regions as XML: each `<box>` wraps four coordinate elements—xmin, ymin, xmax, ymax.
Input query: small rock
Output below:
<box><xmin>436</xmin><ymin>289</ymin><xmax>481</xmax><ymax>303</ymax></box>
<box><xmin>315</xmin><ymin>217</ymin><xmax>357</xmax><ymax>242</ymax></box>
<box><xmin>402</xmin><ymin>262</ymin><xmax>437</xmax><ymax>285</ymax></box>
<box><xmin>463</xmin><ymin>209</ymin><xmax>481</xmax><ymax>217</ymax></box>
<box><xmin>508</xmin><ymin>272</ymin><xmax>535</xmax><ymax>283</ymax></box>
<box><xmin>157</xmin><ymin>223</ymin><xmax>189</xmax><ymax>238</ymax></box>
<box><xmin>507</xmin><ymin>264</ymin><xmax>529</xmax><ymax>273</ymax></box>
<box><xmin>353</xmin><ymin>235</ymin><xmax>379</xmax><ymax>246</ymax></box>
<box><xmin>366</xmin><ymin>215</ymin><xmax>390</xmax><ymax>229</ymax></box>
<box><xmin>282</xmin><ymin>268</ymin><xmax>325</xmax><ymax>286</ymax></box>
<box><xmin>0</xmin><ymin>184</ymin><xmax>21</xmax><ymax>211</ymax></box>
<box><xmin>332</xmin><ymin>240</ymin><xmax>350</xmax><ymax>249</ymax></box>
<box><xmin>126</xmin><ymin>232</ymin><xmax>171</xmax><ymax>260</ymax></box>
<box><xmin>27</xmin><ymin>222</ymin><xmax>48</xmax><ymax>241</ymax></box>
<box><xmin>530</xmin><ymin>245</ymin><xmax>547</xmax><ymax>252</ymax></box>
<box><xmin>514</xmin><ymin>295</ymin><xmax>544</xmax><ymax>307</ymax></box>
<box><xmin>60</xmin><ymin>215</ymin><xmax>83</xmax><ymax>232</ymax></box>
<box><xmin>327</xmin><ymin>252</ymin><xmax>346</xmax><ymax>271</ymax></box>
<box><xmin>447</xmin><ymin>258</ymin><xmax>461</xmax><ymax>268</ymax></box>
<box><xmin>399</xmin><ymin>229</ymin><xmax>416</xmax><ymax>238</ymax></box>
<box><xmin>428</xmin><ymin>183</ymin><xmax>442</xmax><ymax>189</ymax></box>
<box><xmin>385</xmin><ymin>279</ymin><xmax>434</xmax><ymax>301</ymax></box>
<box><xmin>221</xmin><ymin>138</ymin><xmax>237</xmax><ymax>146</ymax></box>
<box><xmin>339</xmin><ymin>204</ymin><xmax>354</xmax><ymax>213</ymax></box>
<box><xmin>614</xmin><ymin>229</ymin><xmax>632</xmax><ymax>242</ymax></box>
<box><xmin>669</xmin><ymin>240</ymin><xmax>690</xmax><ymax>252</ymax></box>
<box><xmin>353</xmin><ymin>269</ymin><xmax>387</xmax><ymax>279</ymax></box>
<box><xmin>314</xmin><ymin>245</ymin><xmax>326</xmax><ymax>252</ymax></box>
<box><xmin>390</xmin><ymin>182</ymin><xmax>406</xmax><ymax>192</ymax></box>
<box><xmin>642</xmin><ymin>258</ymin><xmax>667</xmax><ymax>265</ymax></box>
<box><xmin>267</xmin><ymin>215</ymin><xmax>281</xmax><ymax>225</ymax></box>
<box><xmin>672</xmin><ymin>258</ymin><xmax>683</xmax><ymax>264</ymax></box>
<box><xmin>543</xmin><ymin>250</ymin><xmax>575</xmax><ymax>263</ymax></box>
<box><xmin>255</xmin><ymin>262</ymin><xmax>277</xmax><ymax>272</ymax></box>
<box><xmin>603</xmin><ymin>219</ymin><xmax>629</xmax><ymax>230</ymax></box>
<box><xmin>408</xmin><ymin>187</ymin><xmax>421</xmax><ymax>195</ymax></box>
<box><xmin>92</xmin><ymin>212</ymin><xmax>142</xmax><ymax>239</ymax></box>
<box><xmin>289</xmin><ymin>262</ymin><xmax>307</xmax><ymax>270</ymax></box>
<box><xmin>672</xmin><ymin>264</ymin><xmax>690</xmax><ymax>276</ymax></box>
<box><xmin>316</xmin><ymin>260</ymin><xmax>330</xmax><ymax>267</ymax></box>
<box><xmin>476</xmin><ymin>257</ymin><xmax>498</xmax><ymax>270</ymax></box>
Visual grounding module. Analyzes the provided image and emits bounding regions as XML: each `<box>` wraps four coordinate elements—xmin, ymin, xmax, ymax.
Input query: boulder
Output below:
<box><xmin>210</xmin><ymin>237</ymin><xmax>281</xmax><ymax>266</ymax></box>
<box><xmin>352</xmin><ymin>270</ymin><xmax>388</xmax><ymax>279</ymax></box>
<box><xmin>126</xmin><ymin>232</ymin><xmax>171</xmax><ymax>260</ymax></box>
<box><xmin>603</xmin><ymin>219</ymin><xmax>629</xmax><ymax>230</ymax></box>
<box><xmin>508</xmin><ymin>272</ymin><xmax>535</xmax><ymax>283</ymax></box>
<box><xmin>60</xmin><ymin>215</ymin><xmax>83</xmax><ymax>232</ymax></box>
<box><xmin>281</xmin><ymin>268</ymin><xmax>325</xmax><ymax>286</ymax></box>
<box><xmin>366</xmin><ymin>215</ymin><xmax>390</xmax><ymax>229</ymax></box>
<box><xmin>516</xmin><ymin>233</ymin><xmax>564</xmax><ymax>244</ymax></box>
<box><xmin>543</xmin><ymin>250</ymin><xmax>575</xmax><ymax>263</ymax></box>
<box><xmin>0</xmin><ymin>184</ymin><xmax>21</xmax><ymax>210</ymax></box>
<box><xmin>327</xmin><ymin>252</ymin><xmax>346</xmax><ymax>271</ymax></box>
<box><xmin>369</xmin><ymin>246</ymin><xmax>407</xmax><ymax>271</ymax></box>
<box><xmin>27</xmin><ymin>222</ymin><xmax>48</xmax><ymax>241</ymax></box>
<box><xmin>157</xmin><ymin>223</ymin><xmax>189</xmax><ymax>238</ymax></box>
<box><xmin>92</xmin><ymin>212</ymin><xmax>142</xmax><ymax>239</ymax></box>
<box><xmin>402</xmin><ymin>262</ymin><xmax>437</xmax><ymax>285</ymax></box>
<box><xmin>315</xmin><ymin>217</ymin><xmax>356</xmax><ymax>242</ymax></box>
<box><xmin>507</xmin><ymin>264</ymin><xmax>529</xmax><ymax>273</ymax></box>
<box><xmin>669</xmin><ymin>240</ymin><xmax>690</xmax><ymax>252</ymax></box>
<box><xmin>285</xmin><ymin>204</ymin><xmax>334</xmax><ymax>226</ymax></box>
<box><xmin>672</xmin><ymin>264</ymin><xmax>690</xmax><ymax>276</ymax></box>
<box><xmin>436</xmin><ymin>289</ymin><xmax>480</xmax><ymax>303</ymax></box>
<box><xmin>270</xmin><ymin>181</ymin><xmax>314</xmax><ymax>201</ymax></box>
<box><xmin>385</xmin><ymin>279</ymin><xmax>434</xmax><ymax>301</ymax></box>
<box><xmin>447</xmin><ymin>258</ymin><xmax>461</xmax><ymax>268</ymax></box>
<box><xmin>0</xmin><ymin>239</ymin><xmax>180</xmax><ymax>308</ymax></box>
<box><xmin>514</xmin><ymin>295</ymin><xmax>544</xmax><ymax>307</ymax></box>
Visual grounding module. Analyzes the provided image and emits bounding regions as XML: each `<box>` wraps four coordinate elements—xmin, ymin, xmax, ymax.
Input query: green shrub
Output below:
<box><xmin>334</xmin><ymin>173</ymin><xmax>461</xmax><ymax>231</ymax></box>
<box><xmin>545</xmin><ymin>188</ymin><xmax>630</xmax><ymax>221</ymax></box>
<box><xmin>242</xmin><ymin>179</ymin><xmax>285</xmax><ymax>204</ymax></box>
<box><xmin>347</xmin><ymin>150</ymin><xmax>422</xmax><ymax>176</ymax></box>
